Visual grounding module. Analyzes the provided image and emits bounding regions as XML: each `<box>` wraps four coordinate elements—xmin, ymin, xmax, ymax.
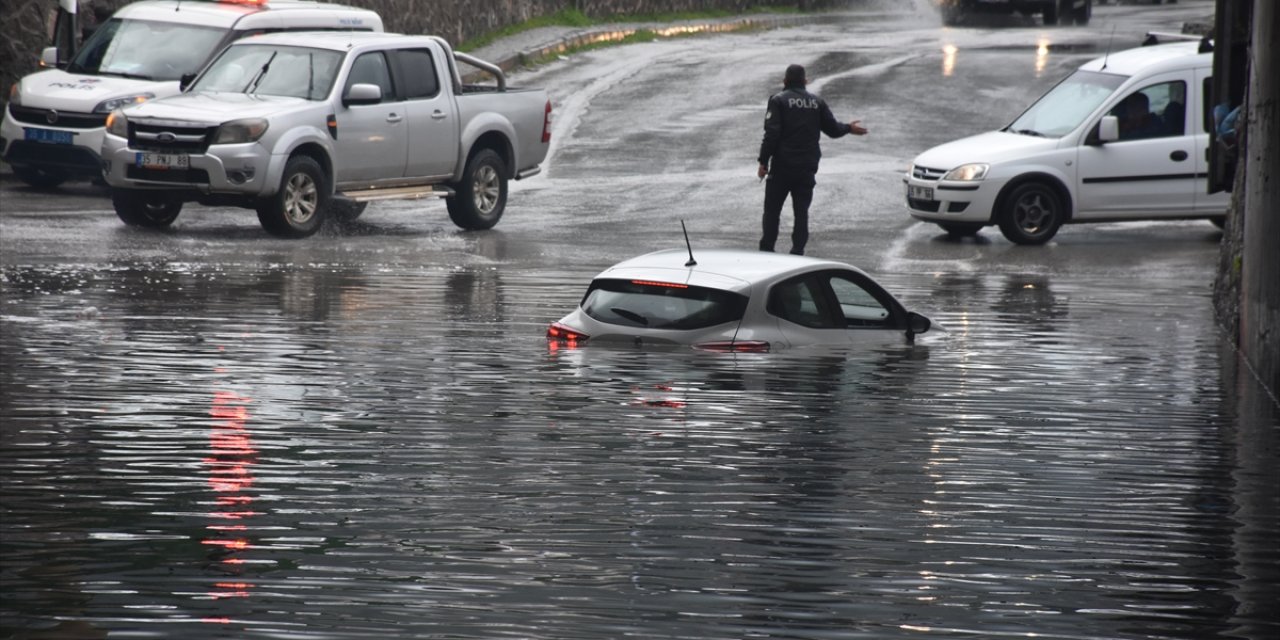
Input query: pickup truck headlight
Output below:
<box><xmin>94</xmin><ymin>93</ymin><xmax>153</xmax><ymax>114</ymax></box>
<box><xmin>105</xmin><ymin>109</ymin><xmax>128</xmax><ymax>138</ymax></box>
<box><xmin>943</xmin><ymin>163</ymin><xmax>989</xmax><ymax>181</ymax></box>
<box><xmin>212</xmin><ymin>118</ymin><xmax>269</xmax><ymax>145</ymax></box>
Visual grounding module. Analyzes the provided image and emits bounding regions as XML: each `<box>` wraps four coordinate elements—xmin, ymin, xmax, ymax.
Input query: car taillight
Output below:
<box><xmin>541</xmin><ymin>100</ymin><xmax>552</xmax><ymax>143</ymax></box>
<box><xmin>693</xmin><ymin>340</ymin><xmax>770</xmax><ymax>353</ymax></box>
<box><xmin>547</xmin><ymin>322</ymin><xmax>588</xmax><ymax>343</ymax></box>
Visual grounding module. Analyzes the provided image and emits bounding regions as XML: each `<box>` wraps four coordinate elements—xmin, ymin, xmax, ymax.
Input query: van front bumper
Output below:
<box><xmin>902</xmin><ymin>169</ymin><xmax>999</xmax><ymax>225</ymax></box>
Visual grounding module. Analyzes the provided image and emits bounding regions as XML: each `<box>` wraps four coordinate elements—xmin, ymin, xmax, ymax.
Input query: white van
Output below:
<box><xmin>2</xmin><ymin>0</ymin><xmax>382</xmax><ymax>189</ymax></box>
<box><xmin>903</xmin><ymin>39</ymin><xmax>1229</xmax><ymax>244</ymax></box>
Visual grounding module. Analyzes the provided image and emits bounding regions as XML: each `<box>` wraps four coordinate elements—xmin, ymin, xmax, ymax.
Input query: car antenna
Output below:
<box><xmin>1101</xmin><ymin>25</ymin><xmax>1116</xmax><ymax>71</ymax></box>
<box><xmin>680</xmin><ymin>220</ymin><xmax>697</xmax><ymax>267</ymax></box>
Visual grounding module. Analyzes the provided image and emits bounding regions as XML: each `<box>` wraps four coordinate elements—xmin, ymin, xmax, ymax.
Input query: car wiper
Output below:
<box><xmin>101</xmin><ymin>70</ymin><xmax>154</xmax><ymax>80</ymax></box>
<box><xmin>610</xmin><ymin>307</ymin><xmax>649</xmax><ymax>326</ymax></box>
<box><xmin>1010</xmin><ymin>128</ymin><xmax>1047</xmax><ymax>137</ymax></box>
<box><xmin>243</xmin><ymin>51</ymin><xmax>278</xmax><ymax>95</ymax></box>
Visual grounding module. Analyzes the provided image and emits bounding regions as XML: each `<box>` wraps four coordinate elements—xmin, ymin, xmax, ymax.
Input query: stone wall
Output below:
<box><xmin>2</xmin><ymin>0</ymin><xmax>840</xmax><ymax>102</ymax></box>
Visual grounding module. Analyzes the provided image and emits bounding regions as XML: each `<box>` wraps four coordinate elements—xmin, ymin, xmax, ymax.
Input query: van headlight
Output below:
<box><xmin>105</xmin><ymin>109</ymin><xmax>129</xmax><ymax>138</ymax></box>
<box><xmin>943</xmin><ymin>163</ymin><xmax>989</xmax><ymax>181</ymax></box>
<box><xmin>8</xmin><ymin>83</ymin><xmax>22</xmax><ymax>107</ymax></box>
<box><xmin>212</xmin><ymin>118</ymin><xmax>269</xmax><ymax>145</ymax></box>
<box><xmin>94</xmin><ymin>93</ymin><xmax>153</xmax><ymax>114</ymax></box>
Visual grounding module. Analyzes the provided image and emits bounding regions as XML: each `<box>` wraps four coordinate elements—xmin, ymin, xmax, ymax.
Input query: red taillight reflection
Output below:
<box><xmin>547</xmin><ymin>322</ymin><xmax>589</xmax><ymax>343</ymax></box>
<box><xmin>693</xmin><ymin>340</ymin><xmax>770</xmax><ymax>353</ymax></box>
<box><xmin>541</xmin><ymin>100</ymin><xmax>552</xmax><ymax>143</ymax></box>
<box><xmin>631</xmin><ymin>279</ymin><xmax>687</xmax><ymax>289</ymax></box>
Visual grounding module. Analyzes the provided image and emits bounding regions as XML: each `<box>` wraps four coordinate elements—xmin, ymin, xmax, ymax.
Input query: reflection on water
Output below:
<box><xmin>1</xmin><ymin>263</ymin><xmax>1277</xmax><ymax>639</ymax></box>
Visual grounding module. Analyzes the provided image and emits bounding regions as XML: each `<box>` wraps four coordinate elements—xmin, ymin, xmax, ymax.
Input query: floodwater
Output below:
<box><xmin>1</xmin><ymin>262</ymin><xmax>1276</xmax><ymax>639</ymax></box>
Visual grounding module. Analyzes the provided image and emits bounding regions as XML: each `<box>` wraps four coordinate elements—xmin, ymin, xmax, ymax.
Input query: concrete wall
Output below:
<box><xmin>1</xmin><ymin>1</ymin><xmax>840</xmax><ymax>101</ymax></box>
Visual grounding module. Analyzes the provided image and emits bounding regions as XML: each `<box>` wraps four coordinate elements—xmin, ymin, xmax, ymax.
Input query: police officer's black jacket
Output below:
<box><xmin>758</xmin><ymin>85</ymin><xmax>852</xmax><ymax>175</ymax></box>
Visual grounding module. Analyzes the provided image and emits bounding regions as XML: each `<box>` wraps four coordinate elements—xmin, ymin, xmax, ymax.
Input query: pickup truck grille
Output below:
<box><xmin>911</xmin><ymin>164</ymin><xmax>947</xmax><ymax>181</ymax></box>
<box><xmin>126</xmin><ymin>166</ymin><xmax>211</xmax><ymax>184</ymax></box>
<box><xmin>129</xmin><ymin>121</ymin><xmax>214</xmax><ymax>153</ymax></box>
<box><xmin>8</xmin><ymin>104</ymin><xmax>107</xmax><ymax>129</ymax></box>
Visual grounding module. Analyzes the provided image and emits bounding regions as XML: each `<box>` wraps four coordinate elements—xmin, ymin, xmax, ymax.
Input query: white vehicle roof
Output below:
<box><xmin>227</xmin><ymin>30</ymin><xmax>435</xmax><ymax>51</ymax></box>
<box><xmin>113</xmin><ymin>0</ymin><xmax>382</xmax><ymax>32</ymax></box>
<box><xmin>1078</xmin><ymin>41</ymin><xmax>1209</xmax><ymax>78</ymax></box>
<box><xmin>595</xmin><ymin>248</ymin><xmax>873</xmax><ymax>294</ymax></box>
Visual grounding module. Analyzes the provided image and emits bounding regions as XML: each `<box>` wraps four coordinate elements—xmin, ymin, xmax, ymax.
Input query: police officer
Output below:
<box><xmin>757</xmin><ymin>64</ymin><xmax>867</xmax><ymax>255</ymax></box>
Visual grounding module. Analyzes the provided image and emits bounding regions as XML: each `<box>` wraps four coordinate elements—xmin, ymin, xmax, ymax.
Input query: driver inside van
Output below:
<box><xmin>1116</xmin><ymin>92</ymin><xmax>1162</xmax><ymax>140</ymax></box>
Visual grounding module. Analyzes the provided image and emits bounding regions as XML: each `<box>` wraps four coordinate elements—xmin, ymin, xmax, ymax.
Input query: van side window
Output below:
<box><xmin>394</xmin><ymin>49</ymin><xmax>440</xmax><ymax>99</ymax></box>
<box><xmin>1202</xmin><ymin>76</ymin><xmax>1215</xmax><ymax>133</ymax></box>
<box><xmin>346</xmin><ymin>51</ymin><xmax>395</xmax><ymax>101</ymax></box>
<box><xmin>1109</xmin><ymin>80</ymin><xmax>1186</xmax><ymax>141</ymax></box>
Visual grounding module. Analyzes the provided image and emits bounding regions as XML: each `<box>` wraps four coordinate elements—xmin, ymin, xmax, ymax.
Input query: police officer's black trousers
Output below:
<box><xmin>760</xmin><ymin>171</ymin><xmax>816</xmax><ymax>255</ymax></box>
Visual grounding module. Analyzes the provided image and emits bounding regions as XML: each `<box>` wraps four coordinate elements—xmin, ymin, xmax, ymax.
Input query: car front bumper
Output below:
<box><xmin>1</xmin><ymin>105</ymin><xmax>105</xmax><ymax>176</ymax></box>
<box><xmin>902</xmin><ymin>169</ymin><xmax>1000</xmax><ymax>225</ymax></box>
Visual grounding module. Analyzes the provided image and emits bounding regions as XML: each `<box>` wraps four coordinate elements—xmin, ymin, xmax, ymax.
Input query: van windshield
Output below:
<box><xmin>191</xmin><ymin>45</ymin><xmax>344</xmax><ymax>100</ymax></box>
<box><xmin>1005</xmin><ymin>70</ymin><xmax>1127</xmax><ymax>138</ymax></box>
<box><xmin>67</xmin><ymin>18</ymin><xmax>228</xmax><ymax>81</ymax></box>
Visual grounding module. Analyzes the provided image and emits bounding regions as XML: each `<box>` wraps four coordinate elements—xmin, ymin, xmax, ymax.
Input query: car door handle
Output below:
<box><xmin>386</xmin><ymin>113</ymin><xmax>402</xmax><ymax>123</ymax></box>
<box><xmin>431</xmin><ymin>110</ymin><xmax>447</xmax><ymax>120</ymax></box>
<box><xmin>1170</xmin><ymin>150</ymin><xmax>1188</xmax><ymax>162</ymax></box>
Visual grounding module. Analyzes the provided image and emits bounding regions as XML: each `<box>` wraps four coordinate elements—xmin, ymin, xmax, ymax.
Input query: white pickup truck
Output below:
<box><xmin>100</xmin><ymin>31</ymin><xmax>552</xmax><ymax>237</ymax></box>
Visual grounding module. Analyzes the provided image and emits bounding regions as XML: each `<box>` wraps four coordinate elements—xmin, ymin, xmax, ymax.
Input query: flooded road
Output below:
<box><xmin>2</xmin><ymin>1</ymin><xmax>1278</xmax><ymax>638</ymax></box>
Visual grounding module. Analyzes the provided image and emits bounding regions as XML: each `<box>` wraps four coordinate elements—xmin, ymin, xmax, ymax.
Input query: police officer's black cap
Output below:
<box><xmin>784</xmin><ymin>64</ymin><xmax>806</xmax><ymax>86</ymax></box>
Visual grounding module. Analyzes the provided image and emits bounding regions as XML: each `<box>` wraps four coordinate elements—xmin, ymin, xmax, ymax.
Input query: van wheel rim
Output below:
<box><xmin>473</xmin><ymin>165</ymin><xmax>500</xmax><ymax>214</ymax></box>
<box><xmin>1014</xmin><ymin>193</ymin><xmax>1053</xmax><ymax>234</ymax></box>
<box><xmin>284</xmin><ymin>172</ymin><xmax>318</xmax><ymax>225</ymax></box>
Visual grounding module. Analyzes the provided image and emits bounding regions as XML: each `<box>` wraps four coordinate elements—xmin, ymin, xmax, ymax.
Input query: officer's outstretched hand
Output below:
<box><xmin>850</xmin><ymin>120</ymin><xmax>868</xmax><ymax>135</ymax></box>
<box><xmin>757</xmin><ymin>163</ymin><xmax>768</xmax><ymax>179</ymax></box>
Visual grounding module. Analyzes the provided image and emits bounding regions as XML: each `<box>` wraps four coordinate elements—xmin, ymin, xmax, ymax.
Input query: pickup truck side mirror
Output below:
<box><xmin>343</xmin><ymin>83</ymin><xmax>382</xmax><ymax>107</ymax></box>
<box><xmin>40</xmin><ymin>46</ymin><xmax>61</xmax><ymax>68</ymax></box>
<box><xmin>1097</xmin><ymin>115</ymin><xmax>1120</xmax><ymax>144</ymax></box>
<box><xmin>179</xmin><ymin>73</ymin><xmax>196</xmax><ymax>92</ymax></box>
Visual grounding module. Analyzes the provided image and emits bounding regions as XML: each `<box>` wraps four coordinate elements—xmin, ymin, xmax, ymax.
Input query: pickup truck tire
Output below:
<box><xmin>256</xmin><ymin>155</ymin><xmax>328</xmax><ymax>238</ymax></box>
<box><xmin>447</xmin><ymin>149</ymin><xmax>507</xmax><ymax>230</ymax></box>
<box><xmin>938</xmin><ymin>222</ymin><xmax>984</xmax><ymax>237</ymax></box>
<box><xmin>998</xmin><ymin>182</ymin><xmax>1064</xmax><ymax>245</ymax></box>
<box><xmin>112</xmin><ymin>188</ymin><xmax>183</xmax><ymax>228</ymax></box>
<box><xmin>331</xmin><ymin>200</ymin><xmax>368</xmax><ymax>222</ymax></box>
<box><xmin>14</xmin><ymin>166</ymin><xmax>70</xmax><ymax>190</ymax></box>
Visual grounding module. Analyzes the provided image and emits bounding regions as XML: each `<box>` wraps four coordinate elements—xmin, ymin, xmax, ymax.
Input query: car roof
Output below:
<box><xmin>1078</xmin><ymin>41</ymin><xmax>1209</xmax><ymax>77</ymax></box>
<box><xmin>114</xmin><ymin>0</ymin><xmax>381</xmax><ymax>30</ymax></box>
<box><xmin>232</xmin><ymin>30</ymin><xmax>425</xmax><ymax>51</ymax></box>
<box><xmin>594</xmin><ymin>248</ymin><xmax>870</xmax><ymax>294</ymax></box>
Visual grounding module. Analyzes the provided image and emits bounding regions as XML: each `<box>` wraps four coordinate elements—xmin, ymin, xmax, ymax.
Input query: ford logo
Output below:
<box><xmin>156</xmin><ymin>132</ymin><xmax>177</xmax><ymax>143</ymax></box>
<box><xmin>45</xmin><ymin>110</ymin><xmax>58</xmax><ymax>125</ymax></box>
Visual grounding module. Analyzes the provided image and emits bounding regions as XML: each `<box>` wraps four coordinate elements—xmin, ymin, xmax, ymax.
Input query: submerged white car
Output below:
<box><xmin>547</xmin><ymin>249</ymin><xmax>933</xmax><ymax>352</ymax></box>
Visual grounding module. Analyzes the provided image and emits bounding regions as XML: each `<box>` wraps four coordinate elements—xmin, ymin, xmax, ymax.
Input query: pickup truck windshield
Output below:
<box><xmin>67</xmin><ymin>18</ymin><xmax>227</xmax><ymax>81</ymax></box>
<box><xmin>193</xmin><ymin>45</ymin><xmax>344</xmax><ymax>100</ymax></box>
<box><xmin>1006</xmin><ymin>70</ymin><xmax>1127</xmax><ymax>138</ymax></box>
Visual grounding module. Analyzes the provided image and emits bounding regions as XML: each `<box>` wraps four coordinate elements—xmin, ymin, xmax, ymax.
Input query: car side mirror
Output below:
<box><xmin>906</xmin><ymin>312</ymin><xmax>931</xmax><ymax>337</ymax></box>
<box><xmin>41</xmin><ymin>46</ymin><xmax>60</xmax><ymax>68</ymax></box>
<box><xmin>343</xmin><ymin>83</ymin><xmax>382</xmax><ymax>106</ymax></box>
<box><xmin>1097</xmin><ymin>115</ymin><xmax>1119</xmax><ymax>143</ymax></box>
<box><xmin>179</xmin><ymin>73</ymin><xmax>196</xmax><ymax>92</ymax></box>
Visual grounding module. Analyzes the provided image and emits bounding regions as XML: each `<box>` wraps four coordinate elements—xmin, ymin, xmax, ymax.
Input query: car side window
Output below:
<box><xmin>346</xmin><ymin>51</ymin><xmax>395</xmax><ymax>101</ymax></box>
<box><xmin>767</xmin><ymin>277</ymin><xmax>837</xmax><ymax>329</ymax></box>
<box><xmin>394</xmin><ymin>49</ymin><xmax>440</xmax><ymax>99</ymax></box>
<box><xmin>1109</xmin><ymin>80</ymin><xmax>1186</xmax><ymax>141</ymax></box>
<box><xmin>829</xmin><ymin>275</ymin><xmax>891</xmax><ymax>328</ymax></box>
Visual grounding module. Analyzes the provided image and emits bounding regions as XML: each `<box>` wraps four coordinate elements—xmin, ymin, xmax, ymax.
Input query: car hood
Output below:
<box><xmin>912</xmin><ymin>130</ymin><xmax>1059</xmax><ymax>170</ymax></box>
<box><xmin>15</xmin><ymin>69</ymin><xmax>180</xmax><ymax>113</ymax></box>
<box><xmin>122</xmin><ymin>92</ymin><xmax>309</xmax><ymax>125</ymax></box>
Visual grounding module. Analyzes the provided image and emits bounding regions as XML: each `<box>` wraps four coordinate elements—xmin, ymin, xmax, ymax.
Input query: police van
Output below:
<box><xmin>2</xmin><ymin>0</ymin><xmax>382</xmax><ymax>188</ymax></box>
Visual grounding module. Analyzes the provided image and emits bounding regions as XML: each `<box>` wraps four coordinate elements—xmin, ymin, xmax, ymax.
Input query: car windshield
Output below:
<box><xmin>67</xmin><ymin>18</ymin><xmax>228</xmax><ymax>81</ymax></box>
<box><xmin>191</xmin><ymin>45</ymin><xmax>344</xmax><ymax>100</ymax></box>
<box><xmin>582</xmin><ymin>279</ymin><xmax>748</xmax><ymax>330</ymax></box>
<box><xmin>1005</xmin><ymin>69</ymin><xmax>1127</xmax><ymax>138</ymax></box>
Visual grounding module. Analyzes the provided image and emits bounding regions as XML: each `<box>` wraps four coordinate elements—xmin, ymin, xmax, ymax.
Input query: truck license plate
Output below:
<box><xmin>24</xmin><ymin>127</ymin><xmax>73</xmax><ymax>145</ymax></box>
<box><xmin>136</xmin><ymin>152</ymin><xmax>190</xmax><ymax>170</ymax></box>
<box><xmin>908</xmin><ymin>185</ymin><xmax>934</xmax><ymax>201</ymax></box>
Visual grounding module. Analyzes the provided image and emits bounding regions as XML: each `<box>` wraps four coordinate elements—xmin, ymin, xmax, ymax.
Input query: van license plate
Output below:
<box><xmin>136</xmin><ymin>153</ymin><xmax>190</xmax><ymax>170</ymax></box>
<box><xmin>908</xmin><ymin>185</ymin><xmax>934</xmax><ymax>201</ymax></box>
<box><xmin>24</xmin><ymin>128</ymin><xmax>73</xmax><ymax>145</ymax></box>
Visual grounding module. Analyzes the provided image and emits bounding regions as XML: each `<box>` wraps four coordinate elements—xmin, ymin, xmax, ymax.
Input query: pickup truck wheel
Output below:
<box><xmin>938</xmin><ymin>222</ymin><xmax>984</xmax><ymax>237</ymax></box>
<box><xmin>998</xmin><ymin>182</ymin><xmax>1064</xmax><ymax>245</ymax></box>
<box><xmin>13</xmin><ymin>165</ymin><xmax>70</xmax><ymax>190</ymax></box>
<box><xmin>256</xmin><ymin>155</ymin><xmax>328</xmax><ymax>238</ymax></box>
<box><xmin>112</xmin><ymin>188</ymin><xmax>182</xmax><ymax>228</ymax></box>
<box><xmin>332</xmin><ymin>200</ymin><xmax>368</xmax><ymax>222</ymax></box>
<box><xmin>447</xmin><ymin>148</ymin><xmax>507</xmax><ymax>230</ymax></box>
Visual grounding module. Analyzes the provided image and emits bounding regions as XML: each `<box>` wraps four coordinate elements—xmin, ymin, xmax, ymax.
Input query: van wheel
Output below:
<box><xmin>14</xmin><ymin>165</ymin><xmax>70</xmax><ymax>190</ymax></box>
<box><xmin>1210</xmin><ymin>216</ymin><xmax>1226</xmax><ymax>229</ymax></box>
<box><xmin>447</xmin><ymin>148</ymin><xmax>507</xmax><ymax>230</ymax></box>
<box><xmin>998</xmin><ymin>182</ymin><xmax>1064</xmax><ymax>245</ymax></box>
<box><xmin>256</xmin><ymin>155</ymin><xmax>328</xmax><ymax>238</ymax></box>
<box><xmin>938</xmin><ymin>222</ymin><xmax>984</xmax><ymax>237</ymax></box>
<box><xmin>112</xmin><ymin>188</ymin><xmax>182</xmax><ymax>228</ymax></box>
